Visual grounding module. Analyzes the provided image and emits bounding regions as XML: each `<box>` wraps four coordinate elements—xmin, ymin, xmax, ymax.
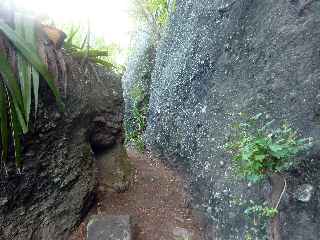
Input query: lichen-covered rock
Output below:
<box><xmin>0</xmin><ymin>54</ymin><xmax>125</xmax><ymax>240</ymax></box>
<box><xmin>145</xmin><ymin>0</ymin><xmax>320</xmax><ymax>239</ymax></box>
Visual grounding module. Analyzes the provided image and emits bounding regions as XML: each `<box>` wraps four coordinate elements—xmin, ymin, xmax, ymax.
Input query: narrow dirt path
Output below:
<box><xmin>70</xmin><ymin>148</ymin><xmax>202</xmax><ymax>240</ymax></box>
<box><xmin>97</xmin><ymin>149</ymin><xmax>202</xmax><ymax>240</ymax></box>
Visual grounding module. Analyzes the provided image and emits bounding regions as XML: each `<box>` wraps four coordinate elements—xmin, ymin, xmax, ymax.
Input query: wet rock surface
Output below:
<box><xmin>145</xmin><ymin>0</ymin><xmax>320</xmax><ymax>239</ymax></box>
<box><xmin>0</xmin><ymin>54</ymin><xmax>125</xmax><ymax>240</ymax></box>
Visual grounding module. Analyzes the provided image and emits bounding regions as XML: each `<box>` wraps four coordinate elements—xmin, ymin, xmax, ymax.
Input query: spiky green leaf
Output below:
<box><xmin>0</xmin><ymin>81</ymin><xmax>9</xmax><ymax>164</ymax></box>
<box><xmin>10</xmin><ymin>103</ymin><xmax>23</xmax><ymax>170</ymax></box>
<box><xmin>0</xmin><ymin>50</ymin><xmax>27</xmax><ymax>133</ymax></box>
<box><xmin>0</xmin><ymin>20</ymin><xmax>65</xmax><ymax>111</ymax></box>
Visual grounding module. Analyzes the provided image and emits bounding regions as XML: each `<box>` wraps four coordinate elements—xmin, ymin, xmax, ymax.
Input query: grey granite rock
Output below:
<box><xmin>145</xmin><ymin>0</ymin><xmax>320</xmax><ymax>239</ymax></box>
<box><xmin>87</xmin><ymin>215</ymin><xmax>132</xmax><ymax>240</ymax></box>
<box><xmin>173</xmin><ymin>227</ymin><xmax>193</xmax><ymax>240</ymax></box>
<box><xmin>293</xmin><ymin>184</ymin><xmax>314</xmax><ymax>202</ymax></box>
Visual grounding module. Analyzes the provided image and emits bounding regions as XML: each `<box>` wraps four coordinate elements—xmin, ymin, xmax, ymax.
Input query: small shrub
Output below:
<box><xmin>226</xmin><ymin>113</ymin><xmax>313</xmax><ymax>239</ymax></box>
<box><xmin>226</xmin><ymin>113</ymin><xmax>312</xmax><ymax>183</ymax></box>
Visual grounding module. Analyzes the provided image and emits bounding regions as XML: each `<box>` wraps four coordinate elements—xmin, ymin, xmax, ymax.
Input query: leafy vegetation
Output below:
<box><xmin>144</xmin><ymin>0</ymin><xmax>170</xmax><ymax>28</ymax></box>
<box><xmin>0</xmin><ymin>14</ymin><xmax>63</xmax><ymax>173</ymax></box>
<box><xmin>244</xmin><ymin>203</ymin><xmax>278</xmax><ymax>219</ymax></box>
<box><xmin>231</xmin><ymin>198</ymin><xmax>279</xmax><ymax>240</ymax></box>
<box><xmin>226</xmin><ymin>113</ymin><xmax>312</xmax><ymax>239</ymax></box>
<box><xmin>245</xmin><ymin>203</ymin><xmax>277</xmax><ymax>240</ymax></box>
<box><xmin>131</xmin><ymin>0</ymin><xmax>175</xmax><ymax>37</ymax></box>
<box><xmin>226</xmin><ymin>113</ymin><xmax>312</xmax><ymax>183</ymax></box>
<box><xmin>62</xmin><ymin>24</ymin><xmax>124</xmax><ymax>73</ymax></box>
<box><xmin>125</xmin><ymin>85</ymin><xmax>148</xmax><ymax>152</ymax></box>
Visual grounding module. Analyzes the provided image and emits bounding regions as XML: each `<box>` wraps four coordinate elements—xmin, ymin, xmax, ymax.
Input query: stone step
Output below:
<box><xmin>87</xmin><ymin>215</ymin><xmax>132</xmax><ymax>240</ymax></box>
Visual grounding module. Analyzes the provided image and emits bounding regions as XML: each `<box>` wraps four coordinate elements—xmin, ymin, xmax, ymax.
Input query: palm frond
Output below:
<box><xmin>10</xmin><ymin>101</ymin><xmax>23</xmax><ymax>170</ymax></box>
<box><xmin>16</xmin><ymin>14</ymin><xmax>32</xmax><ymax>123</ymax></box>
<box><xmin>0</xmin><ymin>14</ymin><xmax>64</xmax><ymax>172</ymax></box>
<box><xmin>0</xmin><ymin>50</ymin><xmax>27</xmax><ymax>133</ymax></box>
<box><xmin>0</xmin><ymin>80</ymin><xmax>9</xmax><ymax>170</ymax></box>
<box><xmin>22</xmin><ymin>15</ymin><xmax>40</xmax><ymax>118</ymax></box>
<box><xmin>0</xmin><ymin>20</ymin><xmax>65</xmax><ymax>111</ymax></box>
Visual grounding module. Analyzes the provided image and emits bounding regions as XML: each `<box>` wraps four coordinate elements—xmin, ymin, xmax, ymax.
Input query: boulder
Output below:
<box><xmin>145</xmin><ymin>0</ymin><xmax>320</xmax><ymax>239</ymax></box>
<box><xmin>0</xmin><ymin>52</ymin><xmax>125</xmax><ymax>240</ymax></box>
<box><xmin>96</xmin><ymin>144</ymin><xmax>132</xmax><ymax>193</ymax></box>
<box><xmin>173</xmin><ymin>227</ymin><xmax>193</xmax><ymax>240</ymax></box>
<box><xmin>87</xmin><ymin>215</ymin><xmax>132</xmax><ymax>240</ymax></box>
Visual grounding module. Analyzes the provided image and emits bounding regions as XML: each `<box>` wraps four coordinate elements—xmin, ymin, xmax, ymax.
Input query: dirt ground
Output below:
<box><xmin>70</xmin><ymin>148</ymin><xmax>202</xmax><ymax>240</ymax></box>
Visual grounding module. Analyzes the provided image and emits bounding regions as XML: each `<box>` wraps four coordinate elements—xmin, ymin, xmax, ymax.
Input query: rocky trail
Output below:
<box><xmin>71</xmin><ymin>147</ymin><xmax>202</xmax><ymax>240</ymax></box>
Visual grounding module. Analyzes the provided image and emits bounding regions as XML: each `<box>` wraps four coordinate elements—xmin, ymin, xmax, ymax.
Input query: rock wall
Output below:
<box><xmin>0</xmin><ymin>53</ymin><xmax>125</xmax><ymax>240</ymax></box>
<box><xmin>122</xmin><ymin>28</ymin><xmax>156</xmax><ymax>135</ymax></box>
<box><xmin>145</xmin><ymin>0</ymin><xmax>320</xmax><ymax>239</ymax></box>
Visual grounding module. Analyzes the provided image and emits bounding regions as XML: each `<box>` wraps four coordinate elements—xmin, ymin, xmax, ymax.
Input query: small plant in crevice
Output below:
<box><xmin>226</xmin><ymin>113</ymin><xmax>312</xmax><ymax>183</ymax></box>
<box><xmin>231</xmin><ymin>198</ymin><xmax>278</xmax><ymax>240</ymax></box>
<box><xmin>245</xmin><ymin>202</ymin><xmax>278</xmax><ymax>240</ymax></box>
<box><xmin>225</xmin><ymin>113</ymin><xmax>312</xmax><ymax>239</ymax></box>
<box><xmin>125</xmin><ymin>85</ymin><xmax>148</xmax><ymax>152</ymax></box>
<box><xmin>245</xmin><ymin>203</ymin><xmax>278</xmax><ymax>219</ymax></box>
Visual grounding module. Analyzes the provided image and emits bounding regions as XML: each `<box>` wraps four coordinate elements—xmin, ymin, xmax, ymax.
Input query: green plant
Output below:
<box><xmin>145</xmin><ymin>0</ymin><xmax>170</xmax><ymax>28</ymax></box>
<box><xmin>231</xmin><ymin>198</ymin><xmax>271</xmax><ymax>240</ymax></box>
<box><xmin>125</xmin><ymin>85</ymin><xmax>148</xmax><ymax>152</ymax></box>
<box><xmin>62</xmin><ymin>23</ymin><xmax>120</xmax><ymax>71</ymax></box>
<box><xmin>175</xmin><ymin>236</ymin><xmax>192</xmax><ymax>240</ymax></box>
<box><xmin>131</xmin><ymin>0</ymin><xmax>175</xmax><ymax>37</ymax></box>
<box><xmin>244</xmin><ymin>202</ymin><xmax>278</xmax><ymax>240</ymax></box>
<box><xmin>226</xmin><ymin>113</ymin><xmax>312</xmax><ymax>239</ymax></box>
<box><xmin>0</xmin><ymin>14</ymin><xmax>63</xmax><ymax>173</ymax></box>
<box><xmin>226</xmin><ymin>113</ymin><xmax>312</xmax><ymax>183</ymax></box>
<box><xmin>244</xmin><ymin>232</ymin><xmax>253</xmax><ymax>240</ymax></box>
<box><xmin>244</xmin><ymin>203</ymin><xmax>278</xmax><ymax>219</ymax></box>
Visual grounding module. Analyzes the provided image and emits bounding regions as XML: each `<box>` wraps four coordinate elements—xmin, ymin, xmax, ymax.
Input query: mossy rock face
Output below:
<box><xmin>96</xmin><ymin>144</ymin><xmax>133</xmax><ymax>193</ymax></box>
